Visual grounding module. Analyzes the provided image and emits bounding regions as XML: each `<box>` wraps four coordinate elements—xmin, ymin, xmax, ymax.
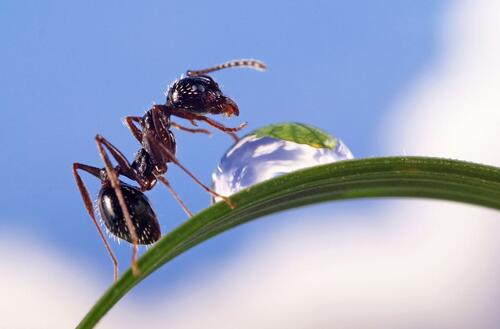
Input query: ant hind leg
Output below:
<box><xmin>95</xmin><ymin>135</ymin><xmax>141</xmax><ymax>276</ymax></box>
<box><xmin>72</xmin><ymin>162</ymin><xmax>120</xmax><ymax>281</ymax></box>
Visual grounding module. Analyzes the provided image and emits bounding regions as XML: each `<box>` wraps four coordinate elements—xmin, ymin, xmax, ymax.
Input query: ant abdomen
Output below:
<box><xmin>98</xmin><ymin>182</ymin><xmax>161</xmax><ymax>245</ymax></box>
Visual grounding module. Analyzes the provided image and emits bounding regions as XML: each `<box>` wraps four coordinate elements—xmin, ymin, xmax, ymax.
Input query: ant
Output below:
<box><xmin>73</xmin><ymin>59</ymin><xmax>266</xmax><ymax>280</ymax></box>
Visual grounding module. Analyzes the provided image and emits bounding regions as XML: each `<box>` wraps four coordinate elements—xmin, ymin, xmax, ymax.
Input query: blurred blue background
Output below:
<box><xmin>1</xmin><ymin>0</ymin><xmax>470</xmax><ymax>326</ymax></box>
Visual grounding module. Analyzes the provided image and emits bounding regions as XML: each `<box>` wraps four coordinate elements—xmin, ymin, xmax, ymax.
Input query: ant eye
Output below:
<box><xmin>190</xmin><ymin>84</ymin><xmax>204</xmax><ymax>93</ymax></box>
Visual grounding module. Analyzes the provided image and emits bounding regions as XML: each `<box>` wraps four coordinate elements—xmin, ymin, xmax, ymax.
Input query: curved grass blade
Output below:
<box><xmin>78</xmin><ymin>156</ymin><xmax>500</xmax><ymax>328</ymax></box>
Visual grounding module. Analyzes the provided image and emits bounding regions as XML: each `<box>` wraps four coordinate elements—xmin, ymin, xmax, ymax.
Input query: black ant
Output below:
<box><xmin>73</xmin><ymin>59</ymin><xmax>266</xmax><ymax>280</ymax></box>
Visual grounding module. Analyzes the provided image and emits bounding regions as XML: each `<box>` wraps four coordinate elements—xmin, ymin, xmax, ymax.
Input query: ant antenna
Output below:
<box><xmin>187</xmin><ymin>59</ymin><xmax>267</xmax><ymax>76</ymax></box>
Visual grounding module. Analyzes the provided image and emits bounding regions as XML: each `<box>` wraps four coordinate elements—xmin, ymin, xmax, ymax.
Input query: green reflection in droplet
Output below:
<box><xmin>252</xmin><ymin>122</ymin><xmax>337</xmax><ymax>149</ymax></box>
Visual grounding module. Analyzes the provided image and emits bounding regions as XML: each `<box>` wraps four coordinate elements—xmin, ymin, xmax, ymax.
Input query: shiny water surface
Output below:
<box><xmin>212</xmin><ymin>123</ymin><xmax>354</xmax><ymax>202</ymax></box>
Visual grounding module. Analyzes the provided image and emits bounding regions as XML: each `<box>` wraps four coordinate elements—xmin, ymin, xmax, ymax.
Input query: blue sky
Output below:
<box><xmin>12</xmin><ymin>1</ymin><xmax>500</xmax><ymax>328</ymax></box>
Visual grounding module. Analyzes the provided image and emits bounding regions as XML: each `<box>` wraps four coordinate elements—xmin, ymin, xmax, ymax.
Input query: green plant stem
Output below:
<box><xmin>77</xmin><ymin>156</ymin><xmax>500</xmax><ymax>328</ymax></box>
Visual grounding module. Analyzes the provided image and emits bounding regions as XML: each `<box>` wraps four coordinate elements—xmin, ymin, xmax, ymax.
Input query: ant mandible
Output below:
<box><xmin>72</xmin><ymin>59</ymin><xmax>266</xmax><ymax>280</ymax></box>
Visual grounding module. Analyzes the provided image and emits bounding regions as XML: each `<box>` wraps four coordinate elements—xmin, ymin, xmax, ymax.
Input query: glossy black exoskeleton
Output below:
<box><xmin>167</xmin><ymin>75</ymin><xmax>239</xmax><ymax>116</ymax></box>
<box><xmin>98</xmin><ymin>182</ymin><xmax>160</xmax><ymax>244</ymax></box>
<box><xmin>73</xmin><ymin>59</ymin><xmax>266</xmax><ymax>280</ymax></box>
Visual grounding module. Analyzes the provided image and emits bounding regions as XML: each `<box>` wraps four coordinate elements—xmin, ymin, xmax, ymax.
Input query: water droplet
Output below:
<box><xmin>212</xmin><ymin>122</ymin><xmax>354</xmax><ymax>202</ymax></box>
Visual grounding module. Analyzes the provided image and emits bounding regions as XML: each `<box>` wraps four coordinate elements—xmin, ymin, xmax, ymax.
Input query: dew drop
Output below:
<box><xmin>211</xmin><ymin>122</ymin><xmax>354</xmax><ymax>202</ymax></box>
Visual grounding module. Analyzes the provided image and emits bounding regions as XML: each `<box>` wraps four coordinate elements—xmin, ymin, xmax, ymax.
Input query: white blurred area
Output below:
<box><xmin>385</xmin><ymin>0</ymin><xmax>500</xmax><ymax>165</ymax></box>
<box><xmin>3</xmin><ymin>0</ymin><xmax>500</xmax><ymax>328</ymax></box>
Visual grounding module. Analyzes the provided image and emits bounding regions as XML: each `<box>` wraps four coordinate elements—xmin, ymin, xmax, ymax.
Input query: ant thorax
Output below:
<box><xmin>140</xmin><ymin>107</ymin><xmax>177</xmax><ymax>167</ymax></box>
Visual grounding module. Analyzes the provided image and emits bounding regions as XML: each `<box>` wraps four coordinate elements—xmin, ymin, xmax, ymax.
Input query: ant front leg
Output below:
<box><xmin>191</xmin><ymin>115</ymin><xmax>244</xmax><ymax>142</ymax></box>
<box><xmin>127</xmin><ymin>115</ymin><xmax>211</xmax><ymax>137</ymax></box>
<box><xmin>168</xmin><ymin>108</ymin><xmax>246</xmax><ymax>142</ymax></box>
<box><xmin>95</xmin><ymin>135</ymin><xmax>141</xmax><ymax>276</ymax></box>
<box><xmin>125</xmin><ymin>116</ymin><xmax>143</xmax><ymax>143</ymax></box>
<box><xmin>171</xmin><ymin>121</ymin><xmax>212</xmax><ymax>136</ymax></box>
<box><xmin>72</xmin><ymin>163</ymin><xmax>119</xmax><ymax>281</ymax></box>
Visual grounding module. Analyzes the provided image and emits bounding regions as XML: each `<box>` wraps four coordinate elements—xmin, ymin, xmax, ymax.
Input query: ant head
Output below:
<box><xmin>98</xmin><ymin>182</ymin><xmax>161</xmax><ymax>244</ymax></box>
<box><xmin>166</xmin><ymin>75</ymin><xmax>239</xmax><ymax>117</ymax></box>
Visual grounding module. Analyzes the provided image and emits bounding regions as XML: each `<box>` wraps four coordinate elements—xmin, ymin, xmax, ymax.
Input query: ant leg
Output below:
<box><xmin>156</xmin><ymin>175</ymin><xmax>194</xmax><ymax>217</ymax></box>
<box><xmin>72</xmin><ymin>163</ymin><xmax>119</xmax><ymax>281</ymax></box>
<box><xmin>95</xmin><ymin>135</ymin><xmax>140</xmax><ymax>276</ymax></box>
<box><xmin>93</xmin><ymin>133</ymin><xmax>139</xmax><ymax>180</ymax></box>
<box><xmin>124</xmin><ymin>116</ymin><xmax>143</xmax><ymax>143</ymax></box>
<box><xmin>188</xmin><ymin>115</ymin><xmax>243</xmax><ymax>142</ymax></box>
<box><xmin>168</xmin><ymin>108</ymin><xmax>246</xmax><ymax>141</ymax></box>
<box><xmin>171</xmin><ymin>121</ymin><xmax>212</xmax><ymax>135</ymax></box>
<box><xmin>154</xmin><ymin>140</ymin><xmax>235</xmax><ymax>209</ymax></box>
<box><xmin>187</xmin><ymin>59</ymin><xmax>267</xmax><ymax>76</ymax></box>
<box><xmin>128</xmin><ymin>113</ymin><xmax>211</xmax><ymax>136</ymax></box>
<box><xmin>188</xmin><ymin>114</ymin><xmax>247</xmax><ymax>133</ymax></box>
<box><xmin>228</xmin><ymin>132</ymin><xmax>240</xmax><ymax>142</ymax></box>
